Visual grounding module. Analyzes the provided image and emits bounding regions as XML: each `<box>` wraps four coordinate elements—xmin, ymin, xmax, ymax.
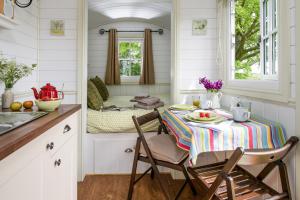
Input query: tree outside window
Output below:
<box><xmin>119</xmin><ymin>41</ymin><xmax>143</xmax><ymax>77</ymax></box>
<box><xmin>231</xmin><ymin>0</ymin><xmax>278</xmax><ymax>80</ymax></box>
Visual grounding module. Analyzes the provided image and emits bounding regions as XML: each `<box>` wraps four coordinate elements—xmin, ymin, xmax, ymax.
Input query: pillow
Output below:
<box><xmin>91</xmin><ymin>76</ymin><xmax>109</xmax><ymax>101</ymax></box>
<box><xmin>87</xmin><ymin>80</ymin><xmax>103</xmax><ymax>111</ymax></box>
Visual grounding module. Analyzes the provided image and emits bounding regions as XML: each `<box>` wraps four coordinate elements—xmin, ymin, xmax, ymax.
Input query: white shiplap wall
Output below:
<box><xmin>0</xmin><ymin>2</ymin><xmax>39</xmax><ymax>99</ymax></box>
<box><xmin>39</xmin><ymin>0</ymin><xmax>78</xmax><ymax>104</ymax></box>
<box><xmin>178</xmin><ymin>0</ymin><xmax>217</xmax><ymax>91</ymax></box>
<box><xmin>88</xmin><ymin>21</ymin><xmax>171</xmax><ymax>96</ymax></box>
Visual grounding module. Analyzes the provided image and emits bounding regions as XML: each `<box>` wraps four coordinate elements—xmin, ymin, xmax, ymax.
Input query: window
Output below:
<box><xmin>118</xmin><ymin>40</ymin><xmax>143</xmax><ymax>82</ymax></box>
<box><xmin>223</xmin><ymin>0</ymin><xmax>290</xmax><ymax>102</ymax></box>
<box><xmin>230</xmin><ymin>0</ymin><xmax>278</xmax><ymax>80</ymax></box>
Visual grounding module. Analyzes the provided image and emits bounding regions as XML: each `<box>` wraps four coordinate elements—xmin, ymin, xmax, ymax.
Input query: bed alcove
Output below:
<box><xmin>81</xmin><ymin>0</ymin><xmax>174</xmax><ymax>177</ymax></box>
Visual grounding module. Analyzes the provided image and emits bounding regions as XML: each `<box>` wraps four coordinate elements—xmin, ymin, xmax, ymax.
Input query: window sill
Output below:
<box><xmin>227</xmin><ymin>79</ymin><xmax>280</xmax><ymax>94</ymax></box>
<box><xmin>120</xmin><ymin>76</ymin><xmax>140</xmax><ymax>85</ymax></box>
<box><xmin>223</xmin><ymin>86</ymin><xmax>292</xmax><ymax>105</ymax></box>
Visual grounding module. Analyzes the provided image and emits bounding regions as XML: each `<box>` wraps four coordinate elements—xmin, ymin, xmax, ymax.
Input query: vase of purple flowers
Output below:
<box><xmin>199</xmin><ymin>77</ymin><xmax>223</xmax><ymax>109</ymax></box>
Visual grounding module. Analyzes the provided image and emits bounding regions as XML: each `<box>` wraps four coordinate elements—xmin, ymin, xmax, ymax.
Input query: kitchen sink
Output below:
<box><xmin>0</xmin><ymin>112</ymin><xmax>48</xmax><ymax>136</ymax></box>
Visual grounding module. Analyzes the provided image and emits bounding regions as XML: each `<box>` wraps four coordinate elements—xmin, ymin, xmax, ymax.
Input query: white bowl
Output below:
<box><xmin>35</xmin><ymin>99</ymin><xmax>62</xmax><ymax>112</ymax></box>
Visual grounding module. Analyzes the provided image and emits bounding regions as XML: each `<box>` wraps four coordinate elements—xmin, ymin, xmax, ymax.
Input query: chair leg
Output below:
<box><xmin>225</xmin><ymin>176</ymin><xmax>236</xmax><ymax>200</ymax></box>
<box><xmin>278</xmin><ymin>161</ymin><xmax>292</xmax><ymax>199</ymax></box>
<box><xmin>175</xmin><ymin>181</ymin><xmax>187</xmax><ymax>200</ymax></box>
<box><xmin>181</xmin><ymin>164</ymin><xmax>197</xmax><ymax>195</ymax></box>
<box><xmin>150</xmin><ymin>168</ymin><xmax>155</xmax><ymax>179</ymax></box>
<box><xmin>151</xmin><ymin>164</ymin><xmax>171</xmax><ymax>200</ymax></box>
<box><xmin>127</xmin><ymin>138</ymin><xmax>141</xmax><ymax>200</ymax></box>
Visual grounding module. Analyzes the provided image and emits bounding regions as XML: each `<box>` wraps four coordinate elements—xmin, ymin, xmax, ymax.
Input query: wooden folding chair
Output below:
<box><xmin>127</xmin><ymin>109</ymin><xmax>197</xmax><ymax>200</ymax></box>
<box><xmin>187</xmin><ymin>136</ymin><xmax>299</xmax><ymax>200</ymax></box>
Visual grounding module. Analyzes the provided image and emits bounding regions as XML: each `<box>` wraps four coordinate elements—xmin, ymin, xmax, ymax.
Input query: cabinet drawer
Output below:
<box><xmin>93</xmin><ymin>133</ymin><xmax>155</xmax><ymax>174</ymax></box>
<box><xmin>44</xmin><ymin>113</ymin><xmax>78</xmax><ymax>156</ymax></box>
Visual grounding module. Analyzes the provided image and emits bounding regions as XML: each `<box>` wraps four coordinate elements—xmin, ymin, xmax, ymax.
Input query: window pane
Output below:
<box><xmin>272</xmin><ymin>33</ymin><xmax>278</xmax><ymax>74</ymax></box>
<box><xmin>264</xmin><ymin>0</ymin><xmax>269</xmax><ymax>35</ymax></box>
<box><xmin>272</xmin><ymin>0</ymin><xmax>277</xmax><ymax>29</ymax></box>
<box><xmin>233</xmin><ymin>0</ymin><xmax>261</xmax><ymax>80</ymax></box>
<box><xmin>119</xmin><ymin>41</ymin><xmax>142</xmax><ymax>77</ymax></box>
<box><xmin>263</xmin><ymin>38</ymin><xmax>269</xmax><ymax>75</ymax></box>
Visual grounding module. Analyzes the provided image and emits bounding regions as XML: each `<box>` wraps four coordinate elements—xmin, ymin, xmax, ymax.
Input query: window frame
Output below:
<box><xmin>223</xmin><ymin>0</ymin><xmax>290</xmax><ymax>103</ymax></box>
<box><xmin>118</xmin><ymin>38</ymin><xmax>144</xmax><ymax>84</ymax></box>
<box><xmin>261</xmin><ymin>0</ymin><xmax>278</xmax><ymax>80</ymax></box>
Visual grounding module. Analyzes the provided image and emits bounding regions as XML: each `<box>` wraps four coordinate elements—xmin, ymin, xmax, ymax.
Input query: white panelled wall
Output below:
<box><xmin>0</xmin><ymin>1</ymin><xmax>39</xmax><ymax>101</ymax></box>
<box><xmin>178</xmin><ymin>0</ymin><xmax>217</xmax><ymax>91</ymax></box>
<box><xmin>88</xmin><ymin>21</ymin><xmax>171</xmax><ymax>96</ymax></box>
<box><xmin>39</xmin><ymin>0</ymin><xmax>78</xmax><ymax>104</ymax></box>
<box><xmin>0</xmin><ymin>0</ymin><xmax>79</xmax><ymax>104</ymax></box>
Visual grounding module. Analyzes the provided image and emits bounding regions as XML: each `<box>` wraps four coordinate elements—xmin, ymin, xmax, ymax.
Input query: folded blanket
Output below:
<box><xmin>135</xmin><ymin>94</ymin><xmax>150</xmax><ymax>99</ymax></box>
<box><xmin>130</xmin><ymin>94</ymin><xmax>150</xmax><ymax>102</ymax></box>
<box><xmin>134</xmin><ymin>101</ymin><xmax>164</xmax><ymax>110</ymax></box>
<box><xmin>136</xmin><ymin>97</ymin><xmax>160</xmax><ymax>106</ymax></box>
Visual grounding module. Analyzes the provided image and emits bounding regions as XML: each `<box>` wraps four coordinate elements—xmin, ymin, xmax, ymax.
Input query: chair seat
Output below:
<box><xmin>189</xmin><ymin>163</ymin><xmax>282</xmax><ymax>200</ymax></box>
<box><xmin>140</xmin><ymin>134</ymin><xmax>188</xmax><ymax>164</ymax></box>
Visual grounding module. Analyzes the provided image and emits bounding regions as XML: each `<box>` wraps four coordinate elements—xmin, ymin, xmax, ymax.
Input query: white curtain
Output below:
<box><xmin>217</xmin><ymin>0</ymin><xmax>230</xmax><ymax>80</ymax></box>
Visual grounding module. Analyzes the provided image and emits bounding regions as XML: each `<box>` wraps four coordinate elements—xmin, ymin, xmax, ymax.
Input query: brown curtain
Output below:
<box><xmin>0</xmin><ymin>0</ymin><xmax>4</xmax><ymax>14</ymax></box>
<box><xmin>105</xmin><ymin>29</ymin><xmax>120</xmax><ymax>85</ymax></box>
<box><xmin>140</xmin><ymin>29</ymin><xmax>155</xmax><ymax>85</ymax></box>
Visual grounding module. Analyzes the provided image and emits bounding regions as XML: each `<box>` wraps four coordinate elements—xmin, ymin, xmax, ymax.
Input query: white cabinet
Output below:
<box><xmin>94</xmin><ymin>136</ymin><xmax>138</xmax><ymax>174</ymax></box>
<box><xmin>86</xmin><ymin>132</ymin><xmax>166</xmax><ymax>175</ymax></box>
<box><xmin>44</xmin><ymin>135</ymin><xmax>77</xmax><ymax>200</ymax></box>
<box><xmin>0</xmin><ymin>152</ymin><xmax>45</xmax><ymax>200</ymax></box>
<box><xmin>0</xmin><ymin>112</ymin><xmax>79</xmax><ymax>200</ymax></box>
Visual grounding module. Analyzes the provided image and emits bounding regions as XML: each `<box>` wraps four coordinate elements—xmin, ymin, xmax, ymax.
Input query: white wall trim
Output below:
<box><xmin>77</xmin><ymin>0</ymin><xmax>88</xmax><ymax>182</ymax></box>
<box><xmin>171</xmin><ymin>0</ymin><xmax>179</xmax><ymax>104</ymax></box>
<box><xmin>295</xmin><ymin>0</ymin><xmax>300</xmax><ymax>197</ymax></box>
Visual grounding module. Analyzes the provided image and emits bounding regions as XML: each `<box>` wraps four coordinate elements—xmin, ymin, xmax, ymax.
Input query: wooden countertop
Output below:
<box><xmin>0</xmin><ymin>104</ymin><xmax>81</xmax><ymax>161</ymax></box>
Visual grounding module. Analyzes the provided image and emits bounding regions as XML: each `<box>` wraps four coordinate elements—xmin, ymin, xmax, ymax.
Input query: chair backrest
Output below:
<box><xmin>203</xmin><ymin>137</ymin><xmax>299</xmax><ymax>200</ymax></box>
<box><xmin>134</xmin><ymin>111</ymin><xmax>160</xmax><ymax>127</ymax></box>
<box><xmin>238</xmin><ymin>136</ymin><xmax>299</xmax><ymax>165</ymax></box>
<box><xmin>132</xmin><ymin>110</ymin><xmax>169</xmax><ymax>164</ymax></box>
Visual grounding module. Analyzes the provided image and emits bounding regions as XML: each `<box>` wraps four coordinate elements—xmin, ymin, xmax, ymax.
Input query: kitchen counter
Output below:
<box><xmin>0</xmin><ymin>104</ymin><xmax>81</xmax><ymax>161</ymax></box>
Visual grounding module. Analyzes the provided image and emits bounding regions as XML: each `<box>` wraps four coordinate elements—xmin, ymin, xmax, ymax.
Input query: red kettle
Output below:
<box><xmin>32</xmin><ymin>83</ymin><xmax>64</xmax><ymax>100</ymax></box>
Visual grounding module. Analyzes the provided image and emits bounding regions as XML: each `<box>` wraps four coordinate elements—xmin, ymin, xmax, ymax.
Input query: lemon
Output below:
<box><xmin>10</xmin><ymin>102</ymin><xmax>22</xmax><ymax>111</ymax></box>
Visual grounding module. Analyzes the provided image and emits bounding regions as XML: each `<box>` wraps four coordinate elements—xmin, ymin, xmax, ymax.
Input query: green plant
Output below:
<box><xmin>0</xmin><ymin>56</ymin><xmax>37</xmax><ymax>89</ymax></box>
<box><xmin>234</xmin><ymin>0</ymin><xmax>261</xmax><ymax>79</ymax></box>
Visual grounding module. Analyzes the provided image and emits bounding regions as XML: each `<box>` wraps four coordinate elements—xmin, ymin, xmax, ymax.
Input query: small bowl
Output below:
<box><xmin>35</xmin><ymin>99</ymin><xmax>62</xmax><ymax>112</ymax></box>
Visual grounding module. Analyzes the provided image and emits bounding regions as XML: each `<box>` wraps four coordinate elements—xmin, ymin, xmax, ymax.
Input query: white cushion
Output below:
<box><xmin>140</xmin><ymin>134</ymin><xmax>188</xmax><ymax>164</ymax></box>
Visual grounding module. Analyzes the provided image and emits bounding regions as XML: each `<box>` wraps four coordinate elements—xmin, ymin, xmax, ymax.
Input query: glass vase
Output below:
<box><xmin>206</xmin><ymin>91</ymin><xmax>222</xmax><ymax>109</ymax></box>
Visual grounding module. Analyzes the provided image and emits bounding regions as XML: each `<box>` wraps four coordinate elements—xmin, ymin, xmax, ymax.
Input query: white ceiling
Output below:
<box><xmin>88</xmin><ymin>0</ymin><xmax>172</xmax><ymax>29</ymax></box>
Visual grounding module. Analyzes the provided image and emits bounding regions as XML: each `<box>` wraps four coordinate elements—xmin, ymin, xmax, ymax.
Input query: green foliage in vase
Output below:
<box><xmin>0</xmin><ymin>56</ymin><xmax>37</xmax><ymax>89</ymax></box>
<box><xmin>234</xmin><ymin>0</ymin><xmax>261</xmax><ymax>80</ymax></box>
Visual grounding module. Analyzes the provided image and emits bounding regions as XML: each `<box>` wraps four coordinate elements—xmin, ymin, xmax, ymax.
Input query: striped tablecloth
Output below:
<box><xmin>161</xmin><ymin>109</ymin><xmax>287</xmax><ymax>165</ymax></box>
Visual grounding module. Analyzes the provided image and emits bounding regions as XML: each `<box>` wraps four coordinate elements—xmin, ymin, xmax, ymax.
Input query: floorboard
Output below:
<box><xmin>78</xmin><ymin>174</ymin><xmax>203</xmax><ymax>200</ymax></box>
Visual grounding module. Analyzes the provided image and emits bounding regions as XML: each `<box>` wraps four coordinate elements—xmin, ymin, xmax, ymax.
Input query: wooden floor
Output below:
<box><xmin>78</xmin><ymin>174</ymin><xmax>203</xmax><ymax>200</ymax></box>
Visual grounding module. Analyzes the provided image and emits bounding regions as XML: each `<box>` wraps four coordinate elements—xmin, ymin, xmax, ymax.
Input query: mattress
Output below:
<box><xmin>87</xmin><ymin>95</ymin><xmax>169</xmax><ymax>133</ymax></box>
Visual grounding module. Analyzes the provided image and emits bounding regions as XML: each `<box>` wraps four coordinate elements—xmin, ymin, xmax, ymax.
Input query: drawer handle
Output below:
<box><xmin>54</xmin><ymin>159</ymin><xmax>62</xmax><ymax>167</ymax></box>
<box><xmin>46</xmin><ymin>142</ymin><xmax>54</xmax><ymax>150</ymax></box>
<box><xmin>63</xmin><ymin>125</ymin><xmax>72</xmax><ymax>134</ymax></box>
<box><xmin>124</xmin><ymin>148</ymin><xmax>133</xmax><ymax>153</ymax></box>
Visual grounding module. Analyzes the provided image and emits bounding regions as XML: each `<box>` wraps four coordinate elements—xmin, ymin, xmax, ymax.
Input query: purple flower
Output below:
<box><xmin>199</xmin><ymin>77</ymin><xmax>223</xmax><ymax>91</ymax></box>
